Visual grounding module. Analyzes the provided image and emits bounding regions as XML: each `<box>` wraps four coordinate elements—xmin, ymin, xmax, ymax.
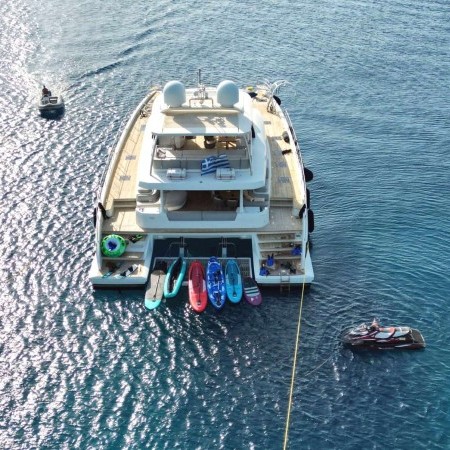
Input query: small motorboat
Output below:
<box><xmin>38</xmin><ymin>86</ymin><xmax>65</xmax><ymax>115</ymax></box>
<box><xmin>342</xmin><ymin>320</ymin><xmax>425</xmax><ymax>350</ymax></box>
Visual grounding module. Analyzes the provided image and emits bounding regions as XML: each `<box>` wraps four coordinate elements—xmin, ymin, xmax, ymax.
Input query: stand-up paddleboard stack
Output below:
<box><xmin>206</xmin><ymin>257</ymin><xmax>226</xmax><ymax>310</ymax></box>
<box><xmin>188</xmin><ymin>261</ymin><xmax>208</xmax><ymax>313</ymax></box>
<box><xmin>144</xmin><ymin>261</ymin><xmax>168</xmax><ymax>310</ymax></box>
<box><xmin>225</xmin><ymin>259</ymin><xmax>243</xmax><ymax>303</ymax></box>
<box><xmin>164</xmin><ymin>256</ymin><xmax>187</xmax><ymax>299</ymax></box>
<box><xmin>144</xmin><ymin>257</ymin><xmax>263</xmax><ymax>311</ymax></box>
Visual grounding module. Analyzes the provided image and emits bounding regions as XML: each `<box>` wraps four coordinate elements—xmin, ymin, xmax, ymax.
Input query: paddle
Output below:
<box><xmin>152</xmin><ymin>274</ymin><xmax>161</xmax><ymax>302</ymax></box>
<box><xmin>195</xmin><ymin>270</ymin><xmax>202</xmax><ymax>306</ymax></box>
<box><xmin>232</xmin><ymin>272</ymin><xmax>237</xmax><ymax>297</ymax></box>
<box><xmin>230</xmin><ymin>264</ymin><xmax>239</xmax><ymax>298</ymax></box>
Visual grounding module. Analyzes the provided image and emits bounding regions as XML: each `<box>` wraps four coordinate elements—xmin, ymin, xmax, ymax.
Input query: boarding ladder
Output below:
<box><xmin>280</xmin><ymin>269</ymin><xmax>291</xmax><ymax>293</ymax></box>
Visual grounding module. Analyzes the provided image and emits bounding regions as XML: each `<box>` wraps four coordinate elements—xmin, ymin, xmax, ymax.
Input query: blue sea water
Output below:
<box><xmin>1</xmin><ymin>0</ymin><xmax>449</xmax><ymax>448</ymax></box>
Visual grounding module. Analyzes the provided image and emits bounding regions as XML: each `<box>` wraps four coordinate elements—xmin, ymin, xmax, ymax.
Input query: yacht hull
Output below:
<box><xmin>90</xmin><ymin>78</ymin><xmax>315</xmax><ymax>291</ymax></box>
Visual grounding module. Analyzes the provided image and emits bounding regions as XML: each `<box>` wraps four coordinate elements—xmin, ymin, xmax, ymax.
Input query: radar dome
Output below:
<box><xmin>217</xmin><ymin>80</ymin><xmax>239</xmax><ymax>107</ymax></box>
<box><xmin>163</xmin><ymin>81</ymin><xmax>186</xmax><ymax>107</ymax></box>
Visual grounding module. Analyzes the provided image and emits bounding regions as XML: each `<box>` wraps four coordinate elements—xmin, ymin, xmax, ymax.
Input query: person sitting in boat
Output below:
<box><xmin>370</xmin><ymin>318</ymin><xmax>379</xmax><ymax>331</ymax></box>
<box><xmin>42</xmin><ymin>85</ymin><xmax>51</xmax><ymax>97</ymax></box>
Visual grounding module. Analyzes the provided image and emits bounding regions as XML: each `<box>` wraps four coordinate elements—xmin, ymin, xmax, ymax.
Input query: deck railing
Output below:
<box><xmin>95</xmin><ymin>90</ymin><xmax>157</xmax><ymax>204</ymax></box>
<box><xmin>283</xmin><ymin>108</ymin><xmax>309</xmax><ymax>269</ymax></box>
<box><xmin>152</xmin><ymin>145</ymin><xmax>251</xmax><ymax>171</ymax></box>
<box><xmin>93</xmin><ymin>90</ymin><xmax>157</xmax><ymax>268</ymax></box>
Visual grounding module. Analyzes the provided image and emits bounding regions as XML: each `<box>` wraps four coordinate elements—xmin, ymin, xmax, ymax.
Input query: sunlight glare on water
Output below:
<box><xmin>0</xmin><ymin>0</ymin><xmax>449</xmax><ymax>448</ymax></box>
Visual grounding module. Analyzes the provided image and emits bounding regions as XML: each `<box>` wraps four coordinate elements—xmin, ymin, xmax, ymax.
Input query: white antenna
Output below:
<box><xmin>196</xmin><ymin>68</ymin><xmax>207</xmax><ymax>103</ymax></box>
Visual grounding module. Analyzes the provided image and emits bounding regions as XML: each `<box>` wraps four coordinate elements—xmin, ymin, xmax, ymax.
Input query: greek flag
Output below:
<box><xmin>201</xmin><ymin>154</ymin><xmax>230</xmax><ymax>175</ymax></box>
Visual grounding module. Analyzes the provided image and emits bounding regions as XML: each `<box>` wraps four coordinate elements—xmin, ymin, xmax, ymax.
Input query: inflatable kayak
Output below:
<box><xmin>163</xmin><ymin>257</ymin><xmax>186</xmax><ymax>298</ymax></box>
<box><xmin>188</xmin><ymin>261</ymin><xmax>208</xmax><ymax>313</ymax></box>
<box><xmin>206</xmin><ymin>257</ymin><xmax>226</xmax><ymax>310</ymax></box>
<box><xmin>225</xmin><ymin>259</ymin><xmax>242</xmax><ymax>303</ymax></box>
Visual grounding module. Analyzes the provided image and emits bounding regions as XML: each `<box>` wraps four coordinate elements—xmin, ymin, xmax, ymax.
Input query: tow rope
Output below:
<box><xmin>283</xmin><ymin>249</ymin><xmax>308</xmax><ymax>450</ymax></box>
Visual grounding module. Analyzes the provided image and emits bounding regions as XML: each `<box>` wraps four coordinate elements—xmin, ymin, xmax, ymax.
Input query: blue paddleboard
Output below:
<box><xmin>206</xmin><ymin>257</ymin><xmax>226</xmax><ymax>310</ymax></box>
<box><xmin>225</xmin><ymin>259</ymin><xmax>243</xmax><ymax>303</ymax></box>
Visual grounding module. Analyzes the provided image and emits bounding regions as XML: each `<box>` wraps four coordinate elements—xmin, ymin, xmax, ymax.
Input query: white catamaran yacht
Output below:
<box><xmin>89</xmin><ymin>72</ymin><xmax>314</xmax><ymax>288</ymax></box>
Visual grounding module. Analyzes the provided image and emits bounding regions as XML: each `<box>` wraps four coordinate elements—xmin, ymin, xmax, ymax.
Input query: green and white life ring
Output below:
<box><xmin>101</xmin><ymin>234</ymin><xmax>127</xmax><ymax>257</ymax></box>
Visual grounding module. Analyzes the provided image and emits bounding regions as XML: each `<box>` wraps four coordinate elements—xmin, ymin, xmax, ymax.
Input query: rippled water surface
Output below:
<box><xmin>1</xmin><ymin>0</ymin><xmax>449</xmax><ymax>448</ymax></box>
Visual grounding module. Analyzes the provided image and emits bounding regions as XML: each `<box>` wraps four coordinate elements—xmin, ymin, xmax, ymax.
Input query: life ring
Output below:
<box><xmin>101</xmin><ymin>234</ymin><xmax>127</xmax><ymax>257</ymax></box>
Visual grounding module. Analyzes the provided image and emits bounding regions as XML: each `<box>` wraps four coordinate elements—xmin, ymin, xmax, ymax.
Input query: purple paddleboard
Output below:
<box><xmin>243</xmin><ymin>277</ymin><xmax>262</xmax><ymax>306</ymax></box>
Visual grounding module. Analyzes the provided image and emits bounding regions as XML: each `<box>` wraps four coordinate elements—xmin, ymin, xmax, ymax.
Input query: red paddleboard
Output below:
<box><xmin>188</xmin><ymin>261</ymin><xmax>208</xmax><ymax>313</ymax></box>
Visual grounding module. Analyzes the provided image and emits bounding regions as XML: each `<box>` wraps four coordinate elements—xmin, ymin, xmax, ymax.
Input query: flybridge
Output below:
<box><xmin>156</xmin><ymin>108</ymin><xmax>251</xmax><ymax>136</ymax></box>
<box><xmin>138</xmin><ymin>78</ymin><xmax>268</xmax><ymax>191</ymax></box>
<box><xmin>148</xmin><ymin>81</ymin><xmax>253</xmax><ymax>136</ymax></box>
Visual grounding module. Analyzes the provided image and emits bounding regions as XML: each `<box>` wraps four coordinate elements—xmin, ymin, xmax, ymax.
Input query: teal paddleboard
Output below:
<box><xmin>145</xmin><ymin>262</ymin><xmax>167</xmax><ymax>310</ymax></box>
<box><xmin>163</xmin><ymin>257</ymin><xmax>187</xmax><ymax>298</ymax></box>
<box><xmin>225</xmin><ymin>259</ymin><xmax>243</xmax><ymax>303</ymax></box>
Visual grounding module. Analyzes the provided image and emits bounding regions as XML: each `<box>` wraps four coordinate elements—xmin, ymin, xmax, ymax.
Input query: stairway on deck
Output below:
<box><xmin>256</xmin><ymin>230</ymin><xmax>304</xmax><ymax>279</ymax></box>
<box><xmin>270</xmin><ymin>197</ymin><xmax>293</xmax><ymax>208</ymax></box>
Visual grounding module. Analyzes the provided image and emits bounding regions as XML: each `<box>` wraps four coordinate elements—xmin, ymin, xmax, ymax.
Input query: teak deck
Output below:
<box><xmin>103</xmin><ymin>90</ymin><xmax>303</xmax><ymax>234</ymax></box>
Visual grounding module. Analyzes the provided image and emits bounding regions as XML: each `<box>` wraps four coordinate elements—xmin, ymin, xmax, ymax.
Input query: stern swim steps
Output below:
<box><xmin>256</xmin><ymin>232</ymin><xmax>304</xmax><ymax>275</ymax></box>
